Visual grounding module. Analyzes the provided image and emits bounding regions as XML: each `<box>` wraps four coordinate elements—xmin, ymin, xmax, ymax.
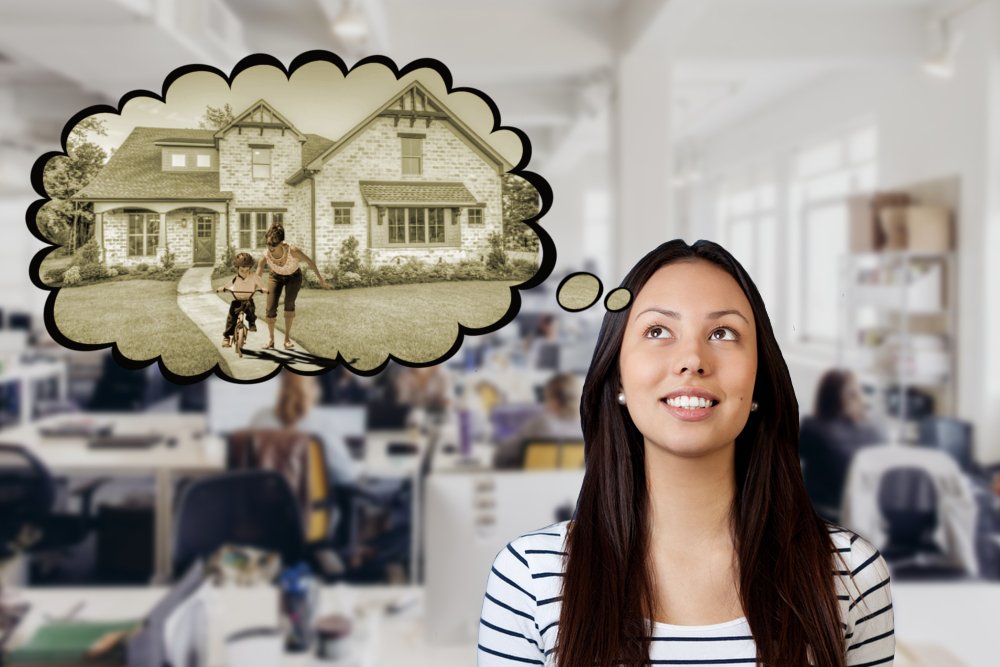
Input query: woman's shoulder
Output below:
<box><xmin>826</xmin><ymin>524</ymin><xmax>891</xmax><ymax>592</ymax></box>
<box><xmin>495</xmin><ymin>520</ymin><xmax>571</xmax><ymax>572</ymax></box>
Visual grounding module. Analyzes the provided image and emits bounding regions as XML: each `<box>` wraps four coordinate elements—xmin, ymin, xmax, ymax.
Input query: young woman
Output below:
<box><xmin>478</xmin><ymin>240</ymin><xmax>894</xmax><ymax>666</ymax></box>
<box><xmin>256</xmin><ymin>223</ymin><xmax>330</xmax><ymax>350</ymax></box>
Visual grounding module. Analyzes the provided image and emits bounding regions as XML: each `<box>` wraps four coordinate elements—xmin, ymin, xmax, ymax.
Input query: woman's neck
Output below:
<box><xmin>645</xmin><ymin>443</ymin><xmax>736</xmax><ymax>550</ymax></box>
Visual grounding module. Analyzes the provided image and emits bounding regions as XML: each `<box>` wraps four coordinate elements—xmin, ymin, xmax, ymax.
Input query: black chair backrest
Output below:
<box><xmin>172</xmin><ymin>470</ymin><xmax>305</xmax><ymax>578</ymax></box>
<box><xmin>877</xmin><ymin>466</ymin><xmax>938</xmax><ymax>546</ymax></box>
<box><xmin>0</xmin><ymin>444</ymin><xmax>55</xmax><ymax>558</ymax></box>
<box><xmin>918</xmin><ymin>417</ymin><xmax>974</xmax><ymax>472</ymax></box>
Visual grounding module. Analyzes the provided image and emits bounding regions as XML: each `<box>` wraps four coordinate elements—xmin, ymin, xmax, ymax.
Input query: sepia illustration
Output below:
<box><xmin>33</xmin><ymin>56</ymin><xmax>551</xmax><ymax>381</ymax></box>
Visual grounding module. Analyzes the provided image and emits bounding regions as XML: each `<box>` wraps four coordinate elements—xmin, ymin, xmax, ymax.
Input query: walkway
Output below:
<box><xmin>176</xmin><ymin>267</ymin><xmax>325</xmax><ymax>380</ymax></box>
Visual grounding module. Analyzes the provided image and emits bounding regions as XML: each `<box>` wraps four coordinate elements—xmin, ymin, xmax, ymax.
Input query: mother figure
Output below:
<box><xmin>256</xmin><ymin>223</ymin><xmax>330</xmax><ymax>350</ymax></box>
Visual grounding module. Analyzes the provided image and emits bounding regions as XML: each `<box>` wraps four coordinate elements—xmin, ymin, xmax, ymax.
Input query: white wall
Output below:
<box><xmin>679</xmin><ymin>3</ymin><xmax>1000</xmax><ymax>463</ymax></box>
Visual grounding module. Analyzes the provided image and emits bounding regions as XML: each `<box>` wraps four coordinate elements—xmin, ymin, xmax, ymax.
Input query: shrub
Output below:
<box><xmin>160</xmin><ymin>249</ymin><xmax>176</xmax><ymax>271</ymax></box>
<box><xmin>338</xmin><ymin>236</ymin><xmax>362</xmax><ymax>274</ymax></box>
<box><xmin>78</xmin><ymin>264</ymin><xmax>105</xmax><ymax>281</ymax></box>
<box><xmin>106</xmin><ymin>268</ymin><xmax>118</xmax><ymax>278</ymax></box>
<box><xmin>111</xmin><ymin>264</ymin><xmax>129</xmax><ymax>276</ymax></box>
<box><xmin>136</xmin><ymin>263</ymin><xmax>149</xmax><ymax>273</ymax></box>
<box><xmin>45</xmin><ymin>268</ymin><xmax>67</xmax><ymax>284</ymax></box>
<box><xmin>486</xmin><ymin>232</ymin><xmax>508</xmax><ymax>272</ymax></box>
<box><xmin>62</xmin><ymin>266</ymin><xmax>82</xmax><ymax>286</ymax></box>
<box><xmin>339</xmin><ymin>271</ymin><xmax>363</xmax><ymax>289</ymax></box>
<box><xmin>73</xmin><ymin>238</ymin><xmax>101</xmax><ymax>266</ymax></box>
<box><xmin>214</xmin><ymin>244</ymin><xmax>237</xmax><ymax>279</ymax></box>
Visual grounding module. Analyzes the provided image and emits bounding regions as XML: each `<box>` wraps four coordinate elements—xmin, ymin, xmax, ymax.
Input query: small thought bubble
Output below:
<box><xmin>557</xmin><ymin>273</ymin><xmax>603</xmax><ymax>312</ymax></box>
<box><xmin>29</xmin><ymin>53</ymin><xmax>554</xmax><ymax>383</ymax></box>
<box><xmin>604</xmin><ymin>288</ymin><xmax>632</xmax><ymax>312</ymax></box>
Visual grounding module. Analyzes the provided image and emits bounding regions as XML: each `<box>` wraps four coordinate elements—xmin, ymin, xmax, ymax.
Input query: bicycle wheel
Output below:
<box><xmin>234</xmin><ymin>321</ymin><xmax>246</xmax><ymax>358</ymax></box>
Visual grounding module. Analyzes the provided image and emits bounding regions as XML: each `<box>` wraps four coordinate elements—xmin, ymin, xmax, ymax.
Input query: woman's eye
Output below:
<box><xmin>711</xmin><ymin>327</ymin><xmax>738</xmax><ymax>341</ymax></box>
<box><xmin>644</xmin><ymin>325</ymin><xmax>671</xmax><ymax>339</ymax></box>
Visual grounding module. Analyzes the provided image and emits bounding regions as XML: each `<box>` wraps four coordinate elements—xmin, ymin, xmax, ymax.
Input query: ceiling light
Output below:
<box><xmin>923</xmin><ymin>19</ymin><xmax>965</xmax><ymax>79</ymax></box>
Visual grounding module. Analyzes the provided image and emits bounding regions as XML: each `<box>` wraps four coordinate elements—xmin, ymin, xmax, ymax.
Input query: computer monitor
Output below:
<box><xmin>206</xmin><ymin>377</ymin><xmax>279</xmax><ymax>435</ymax></box>
<box><xmin>918</xmin><ymin>417</ymin><xmax>975</xmax><ymax>472</ymax></box>
<box><xmin>424</xmin><ymin>469</ymin><xmax>584</xmax><ymax>644</ymax></box>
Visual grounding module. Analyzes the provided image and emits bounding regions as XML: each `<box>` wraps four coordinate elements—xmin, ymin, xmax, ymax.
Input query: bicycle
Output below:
<box><xmin>220</xmin><ymin>287</ymin><xmax>263</xmax><ymax>358</ymax></box>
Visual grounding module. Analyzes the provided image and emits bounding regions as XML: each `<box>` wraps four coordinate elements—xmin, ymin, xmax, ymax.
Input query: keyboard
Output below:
<box><xmin>86</xmin><ymin>435</ymin><xmax>163</xmax><ymax>450</ymax></box>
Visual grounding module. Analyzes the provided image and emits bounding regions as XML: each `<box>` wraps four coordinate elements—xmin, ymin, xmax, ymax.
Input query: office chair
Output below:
<box><xmin>918</xmin><ymin>417</ymin><xmax>975</xmax><ymax>473</ymax></box>
<box><xmin>520</xmin><ymin>439</ymin><xmax>585</xmax><ymax>470</ymax></box>
<box><xmin>0</xmin><ymin>444</ymin><xmax>104</xmax><ymax>573</ymax></box>
<box><xmin>876</xmin><ymin>466</ymin><xmax>966</xmax><ymax>580</ymax></box>
<box><xmin>172</xmin><ymin>470</ymin><xmax>304</xmax><ymax>579</ymax></box>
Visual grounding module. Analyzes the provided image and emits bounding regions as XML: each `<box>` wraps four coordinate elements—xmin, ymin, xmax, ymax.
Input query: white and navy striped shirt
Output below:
<box><xmin>478</xmin><ymin>521</ymin><xmax>894</xmax><ymax>666</ymax></box>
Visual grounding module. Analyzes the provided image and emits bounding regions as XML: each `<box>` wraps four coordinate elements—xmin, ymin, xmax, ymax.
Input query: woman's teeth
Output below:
<box><xmin>665</xmin><ymin>396</ymin><xmax>718</xmax><ymax>409</ymax></box>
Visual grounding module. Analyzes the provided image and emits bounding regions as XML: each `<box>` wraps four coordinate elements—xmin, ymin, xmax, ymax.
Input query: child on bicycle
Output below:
<box><xmin>217</xmin><ymin>252</ymin><xmax>268</xmax><ymax>348</ymax></box>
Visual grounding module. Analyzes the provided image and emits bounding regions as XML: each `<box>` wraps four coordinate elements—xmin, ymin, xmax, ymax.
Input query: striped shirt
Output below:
<box><xmin>478</xmin><ymin>521</ymin><xmax>894</xmax><ymax>666</ymax></box>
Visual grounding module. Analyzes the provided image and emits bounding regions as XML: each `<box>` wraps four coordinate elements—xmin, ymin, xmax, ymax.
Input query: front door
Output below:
<box><xmin>194</xmin><ymin>215</ymin><xmax>215</xmax><ymax>264</ymax></box>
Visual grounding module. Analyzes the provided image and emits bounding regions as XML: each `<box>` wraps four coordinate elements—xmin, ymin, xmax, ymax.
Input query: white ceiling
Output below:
<box><xmin>0</xmin><ymin>0</ymin><xmax>953</xmax><ymax>170</ymax></box>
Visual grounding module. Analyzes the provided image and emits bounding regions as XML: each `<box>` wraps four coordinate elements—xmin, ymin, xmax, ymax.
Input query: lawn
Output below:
<box><xmin>53</xmin><ymin>280</ymin><xmax>232</xmax><ymax>378</ymax></box>
<box><xmin>212</xmin><ymin>278</ymin><xmax>521</xmax><ymax>370</ymax></box>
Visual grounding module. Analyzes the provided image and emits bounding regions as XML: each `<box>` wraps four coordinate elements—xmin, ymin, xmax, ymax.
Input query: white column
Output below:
<box><xmin>611</xmin><ymin>49</ymin><xmax>674</xmax><ymax>282</ymax></box>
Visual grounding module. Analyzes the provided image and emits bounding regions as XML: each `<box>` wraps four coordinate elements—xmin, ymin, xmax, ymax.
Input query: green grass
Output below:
<box><xmin>54</xmin><ymin>280</ymin><xmax>231</xmax><ymax>378</ymax></box>
<box><xmin>212</xmin><ymin>278</ymin><xmax>520</xmax><ymax>370</ymax></box>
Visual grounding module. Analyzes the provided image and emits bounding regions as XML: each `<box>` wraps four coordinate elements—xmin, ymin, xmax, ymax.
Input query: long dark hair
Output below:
<box><xmin>555</xmin><ymin>240</ymin><xmax>845</xmax><ymax>667</ymax></box>
<box><xmin>814</xmin><ymin>368</ymin><xmax>853</xmax><ymax>420</ymax></box>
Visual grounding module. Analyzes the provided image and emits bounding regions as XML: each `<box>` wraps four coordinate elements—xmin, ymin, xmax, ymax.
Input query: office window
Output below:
<box><xmin>401</xmin><ymin>137</ymin><xmax>423</xmax><ymax>175</ymax></box>
<box><xmin>719</xmin><ymin>179</ymin><xmax>777</xmax><ymax>313</ymax></box>
<box><xmin>196</xmin><ymin>154</ymin><xmax>211</xmax><ymax>168</ymax></box>
<box><xmin>128</xmin><ymin>213</ymin><xmax>159</xmax><ymax>257</ymax></box>
<box><xmin>333</xmin><ymin>207</ymin><xmax>352</xmax><ymax>225</ymax></box>
<box><xmin>790</xmin><ymin>123</ymin><xmax>878</xmax><ymax>344</ymax></box>
<box><xmin>252</xmin><ymin>147</ymin><xmax>271</xmax><ymax>180</ymax></box>
<box><xmin>468</xmin><ymin>208</ymin><xmax>483</xmax><ymax>226</ymax></box>
<box><xmin>387</xmin><ymin>207</ymin><xmax>447</xmax><ymax>245</ymax></box>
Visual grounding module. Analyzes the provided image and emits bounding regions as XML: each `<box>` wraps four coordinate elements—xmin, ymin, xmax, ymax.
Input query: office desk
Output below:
<box><xmin>10</xmin><ymin>585</ymin><xmax>471</xmax><ymax>667</ymax></box>
<box><xmin>892</xmin><ymin>581</ymin><xmax>1000</xmax><ymax>666</ymax></box>
<box><xmin>1</xmin><ymin>413</ymin><xmax>225</xmax><ymax>582</ymax></box>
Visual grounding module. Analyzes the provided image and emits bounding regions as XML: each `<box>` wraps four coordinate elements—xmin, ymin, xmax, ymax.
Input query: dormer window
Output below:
<box><xmin>251</xmin><ymin>145</ymin><xmax>272</xmax><ymax>180</ymax></box>
<box><xmin>171</xmin><ymin>154</ymin><xmax>186</xmax><ymax>167</ymax></box>
<box><xmin>196</xmin><ymin>154</ymin><xmax>211</xmax><ymax>168</ymax></box>
<box><xmin>400</xmin><ymin>134</ymin><xmax>423</xmax><ymax>175</ymax></box>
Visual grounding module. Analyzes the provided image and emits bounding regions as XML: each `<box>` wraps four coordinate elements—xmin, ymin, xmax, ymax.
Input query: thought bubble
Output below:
<box><xmin>557</xmin><ymin>272</ymin><xmax>603</xmax><ymax>312</ymax></box>
<box><xmin>29</xmin><ymin>53</ymin><xmax>554</xmax><ymax>382</ymax></box>
<box><xmin>604</xmin><ymin>287</ymin><xmax>632</xmax><ymax>311</ymax></box>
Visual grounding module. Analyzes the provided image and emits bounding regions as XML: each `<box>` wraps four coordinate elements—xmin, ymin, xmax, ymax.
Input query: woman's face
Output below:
<box><xmin>618</xmin><ymin>260</ymin><xmax>758</xmax><ymax>459</ymax></box>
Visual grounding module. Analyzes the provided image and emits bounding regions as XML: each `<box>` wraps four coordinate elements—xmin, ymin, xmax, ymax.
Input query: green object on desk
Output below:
<box><xmin>5</xmin><ymin>619</ymin><xmax>140</xmax><ymax>665</ymax></box>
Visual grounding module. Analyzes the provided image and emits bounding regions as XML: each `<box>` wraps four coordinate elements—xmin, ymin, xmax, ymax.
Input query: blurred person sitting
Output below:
<box><xmin>493</xmin><ymin>373</ymin><xmax>583</xmax><ymax>469</ymax></box>
<box><xmin>250</xmin><ymin>372</ymin><xmax>359</xmax><ymax>485</ymax></box>
<box><xmin>800</xmin><ymin>369</ymin><xmax>886</xmax><ymax>523</ymax></box>
<box><xmin>390</xmin><ymin>365</ymin><xmax>453</xmax><ymax>418</ymax></box>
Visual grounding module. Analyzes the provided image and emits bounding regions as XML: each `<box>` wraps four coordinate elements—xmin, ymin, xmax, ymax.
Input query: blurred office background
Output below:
<box><xmin>1</xmin><ymin>1</ymin><xmax>1000</xmax><ymax>665</ymax></box>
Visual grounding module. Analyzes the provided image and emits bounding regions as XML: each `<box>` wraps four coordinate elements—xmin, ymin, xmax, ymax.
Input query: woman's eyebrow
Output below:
<box><xmin>635</xmin><ymin>307</ymin><xmax>750</xmax><ymax>325</ymax></box>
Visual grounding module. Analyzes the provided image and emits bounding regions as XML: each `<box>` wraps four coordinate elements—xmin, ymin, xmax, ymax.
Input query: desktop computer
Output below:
<box><xmin>423</xmin><ymin>469</ymin><xmax>584</xmax><ymax>644</ymax></box>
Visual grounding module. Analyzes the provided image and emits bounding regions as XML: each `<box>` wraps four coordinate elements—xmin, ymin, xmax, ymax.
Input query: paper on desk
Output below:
<box><xmin>896</xmin><ymin>641</ymin><xmax>968</xmax><ymax>667</ymax></box>
<box><xmin>163</xmin><ymin>582</ymin><xmax>212</xmax><ymax>667</ymax></box>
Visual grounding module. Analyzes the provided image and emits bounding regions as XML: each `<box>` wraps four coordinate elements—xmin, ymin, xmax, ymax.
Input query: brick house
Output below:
<box><xmin>74</xmin><ymin>82</ymin><xmax>513</xmax><ymax>270</ymax></box>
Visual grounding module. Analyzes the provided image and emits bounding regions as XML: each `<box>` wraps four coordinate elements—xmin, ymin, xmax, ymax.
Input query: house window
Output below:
<box><xmin>468</xmin><ymin>208</ymin><xmax>484</xmax><ymax>225</ymax></box>
<box><xmin>401</xmin><ymin>137</ymin><xmax>423</xmax><ymax>175</ymax></box>
<box><xmin>128</xmin><ymin>213</ymin><xmax>159</xmax><ymax>257</ymax></box>
<box><xmin>196</xmin><ymin>154</ymin><xmax>211</xmax><ymax>168</ymax></box>
<box><xmin>333</xmin><ymin>207</ymin><xmax>352</xmax><ymax>225</ymax></box>
<box><xmin>387</xmin><ymin>207</ymin><xmax>447</xmax><ymax>245</ymax></box>
<box><xmin>252</xmin><ymin>147</ymin><xmax>271</xmax><ymax>180</ymax></box>
<box><xmin>171</xmin><ymin>153</ymin><xmax>186</xmax><ymax>167</ymax></box>
<box><xmin>239</xmin><ymin>211</ymin><xmax>282</xmax><ymax>248</ymax></box>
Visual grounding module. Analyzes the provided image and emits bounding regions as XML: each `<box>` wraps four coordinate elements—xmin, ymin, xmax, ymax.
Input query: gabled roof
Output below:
<box><xmin>214</xmin><ymin>99</ymin><xmax>307</xmax><ymax>143</ymax></box>
<box><xmin>291</xmin><ymin>81</ymin><xmax>513</xmax><ymax>181</ymax></box>
<box><xmin>74</xmin><ymin>127</ymin><xmax>232</xmax><ymax>201</ymax></box>
<box><xmin>359</xmin><ymin>181</ymin><xmax>478</xmax><ymax>206</ymax></box>
<box><xmin>302</xmin><ymin>133</ymin><xmax>335</xmax><ymax>166</ymax></box>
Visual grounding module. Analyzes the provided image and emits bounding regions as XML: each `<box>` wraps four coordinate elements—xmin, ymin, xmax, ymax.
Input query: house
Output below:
<box><xmin>74</xmin><ymin>82</ymin><xmax>514</xmax><ymax>270</ymax></box>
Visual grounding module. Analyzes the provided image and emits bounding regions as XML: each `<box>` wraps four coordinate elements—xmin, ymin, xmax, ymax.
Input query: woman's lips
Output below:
<box><xmin>660</xmin><ymin>399</ymin><xmax>717</xmax><ymax>422</ymax></box>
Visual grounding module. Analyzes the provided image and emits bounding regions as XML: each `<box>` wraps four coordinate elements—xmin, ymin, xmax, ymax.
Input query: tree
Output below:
<box><xmin>199</xmin><ymin>104</ymin><xmax>235</xmax><ymax>130</ymax></box>
<box><xmin>42</xmin><ymin>117</ymin><xmax>108</xmax><ymax>252</ymax></box>
<box><xmin>501</xmin><ymin>174</ymin><xmax>541</xmax><ymax>252</ymax></box>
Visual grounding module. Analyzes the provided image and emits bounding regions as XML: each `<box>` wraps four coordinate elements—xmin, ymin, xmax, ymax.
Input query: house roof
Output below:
<box><xmin>359</xmin><ymin>181</ymin><xmax>479</xmax><ymax>206</ymax></box>
<box><xmin>75</xmin><ymin>127</ymin><xmax>231</xmax><ymax>201</ymax></box>
<box><xmin>291</xmin><ymin>81</ymin><xmax>513</xmax><ymax>183</ymax></box>
<box><xmin>302</xmin><ymin>134</ymin><xmax>335</xmax><ymax>166</ymax></box>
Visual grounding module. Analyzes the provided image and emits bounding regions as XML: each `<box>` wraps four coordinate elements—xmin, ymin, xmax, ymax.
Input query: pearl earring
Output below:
<box><xmin>750</xmin><ymin>401</ymin><xmax>759</xmax><ymax>412</ymax></box>
<box><xmin>617</xmin><ymin>392</ymin><xmax>626</xmax><ymax>405</ymax></box>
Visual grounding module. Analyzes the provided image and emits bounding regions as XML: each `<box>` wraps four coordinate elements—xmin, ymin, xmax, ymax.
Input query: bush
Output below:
<box><xmin>106</xmin><ymin>268</ymin><xmax>118</xmax><ymax>278</ymax></box>
<box><xmin>486</xmin><ymin>232</ymin><xmax>508</xmax><ymax>272</ymax></box>
<box><xmin>111</xmin><ymin>264</ymin><xmax>129</xmax><ymax>276</ymax></box>
<box><xmin>214</xmin><ymin>244</ymin><xmax>237</xmax><ymax>279</ymax></box>
<box><xmin>62</xmin><ymin>266</ymin><xmax>82</xmax><ymax>286</ymax></box>
<box><xmin>45</xmin><ymin>268</ymin><xmax>67</xmax><ymax>284</ymax></box>
<box><xmin>73</xmin><ymin>239</ymin><xmax>101</xmax><ymax>266</ymax></box>
<box><xmin>338</xmin><ymin>236</ymin><xmax>362</xmax><ymax>274</ymax></box>
<box><xmin>136</xmin><ymin>263</ymin><xmax>149</xmax><ymax>273</ymax></box>
<box><xmin>339</xmin><ymin>271</ymin><xmax>363</xmax><ymax>289</ymax></box>
<box><xmin>78</xmin><ymin>264</ymin><xmax>105</xmax><ymax>281</ymax></box>
<box><xmin>160</xmin><ymin>249</ymin><xmax>176</xmax><ymax>271</ymax></box>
